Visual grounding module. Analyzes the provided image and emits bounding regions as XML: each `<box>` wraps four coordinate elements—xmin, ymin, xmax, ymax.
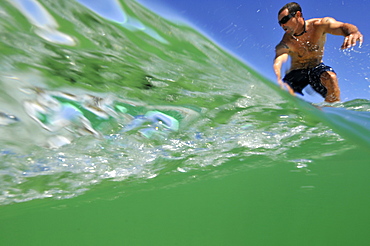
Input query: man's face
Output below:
<box><xmin>278</xmin><ymin>9</ymin><xmax>296</xmax><ymax>34</ymax></box>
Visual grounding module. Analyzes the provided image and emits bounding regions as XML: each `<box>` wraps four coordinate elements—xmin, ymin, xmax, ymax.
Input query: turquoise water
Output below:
<box><xmin>0</xmin><ymin>0</ymin><xmax>369</xmax><ymax>245</ymax></box>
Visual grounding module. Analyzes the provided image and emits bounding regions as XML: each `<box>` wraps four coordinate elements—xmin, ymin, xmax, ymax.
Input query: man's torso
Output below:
<box><xmin>282</xmin><ymin>18</ymin><xmax>327</xmax><ymax>71</ymax></box>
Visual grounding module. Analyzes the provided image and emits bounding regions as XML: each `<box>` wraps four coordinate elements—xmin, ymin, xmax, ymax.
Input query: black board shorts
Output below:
<box><xmin>283</xmin><ymin>63</ymin><xmax>336</xmax><ymax>97</ymax></box>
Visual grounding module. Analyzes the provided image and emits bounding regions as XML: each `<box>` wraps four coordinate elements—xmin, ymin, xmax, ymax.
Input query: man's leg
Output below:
<box><xmin>283</xmin><ymin>69</ymin><xmax>309</xmax><ymax>96</ymax></box>
<box><xmin>320</xmin><ymin>71</ymin><xmax>340</xmax><ymax>103</ymax></box>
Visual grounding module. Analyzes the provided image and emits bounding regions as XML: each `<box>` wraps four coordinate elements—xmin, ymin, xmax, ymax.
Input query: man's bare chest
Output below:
<box><xmin>288</xmin><ymin>35</ymin><xmax>325</xmax><ymax>58</ymax></box>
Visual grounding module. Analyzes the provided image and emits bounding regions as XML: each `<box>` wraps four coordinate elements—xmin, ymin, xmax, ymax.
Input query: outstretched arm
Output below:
<box><xmin>273</xmin><ymin>43</ymin><xmax>295</xmax><ymax>95</ymax></box>
<box><xmin>320</xmin><ymin>17</ymin><xmax>363</xmax><ymax>49</ymax></box>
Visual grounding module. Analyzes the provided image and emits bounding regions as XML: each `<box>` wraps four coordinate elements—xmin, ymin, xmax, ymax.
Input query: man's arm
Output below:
<box><xmin>273</xmin><ymin>42</ymin><xmax>295</xmax><ymax>95</ymax></box>
<box><xmin>319</xmin><ymin>17</ymin><xmax>363</xmax><ymax>49</ymax></box>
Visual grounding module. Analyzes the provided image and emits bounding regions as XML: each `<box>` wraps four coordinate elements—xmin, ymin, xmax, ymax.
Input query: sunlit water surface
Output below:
<box><xmin>0</xmin><ymin>0</ymin><xmax>369</xmax><ymax>207</ymax></box>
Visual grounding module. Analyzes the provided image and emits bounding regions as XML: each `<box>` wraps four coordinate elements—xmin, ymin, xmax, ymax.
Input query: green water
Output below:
<box><xmin>0</xmin><ymin>0</ymin><xmax>369</xmax><ymax>245</ymax></box>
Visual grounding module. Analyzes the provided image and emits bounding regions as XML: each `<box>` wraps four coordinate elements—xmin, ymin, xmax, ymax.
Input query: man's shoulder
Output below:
<box><xmin>308</xmin><ymin>17</ymin><xmax>336</xmax><ymax>26</ymax></box>
<box><xmin>276</xmin><ymin>34</ymin><xmax>292</xmax><ymax>49</ymax></box>
<box><xmin>275</xmin><ymin>40</ymin><xmax>289</xmax><ymax>50</ymax></box>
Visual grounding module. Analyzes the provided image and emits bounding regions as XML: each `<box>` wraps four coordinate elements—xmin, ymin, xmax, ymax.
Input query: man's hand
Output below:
<box><xmin>278</xmin><ymin>79</ymin><xmax>295</xmax><ymax>96</ymax></box>
<box><xmin>320</xmin><ymin>18</ymin><xmax>363</xmax><ymax>49</ymax></box>
<box><xmin>341</xmin><ymin>31</ymin><xmax>363</xmax><ymax>49</ymax></box>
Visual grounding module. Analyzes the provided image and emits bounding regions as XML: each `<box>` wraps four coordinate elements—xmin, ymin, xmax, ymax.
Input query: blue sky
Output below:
<box><xmin>137</xmin><ymin>0</ymin><xmax>370</xmax><ymax>103</ymax></box>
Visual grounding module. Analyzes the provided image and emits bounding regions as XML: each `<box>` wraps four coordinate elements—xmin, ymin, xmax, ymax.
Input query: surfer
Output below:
<box><xmin>273</xmin><ymin>2</ymin><xmax>363</xmax><ymax>102</ymax></box>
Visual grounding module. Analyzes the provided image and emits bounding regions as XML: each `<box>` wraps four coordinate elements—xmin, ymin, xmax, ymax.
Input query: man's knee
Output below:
<box><xmin>320</xmin><ymin>71</ymin><xmax>340</xmax><ymax>102</ymax></box>
<box><xmin>320</xmin><ymin>71</ymin><xmax>337</xmax><ymax>82</ymax></box>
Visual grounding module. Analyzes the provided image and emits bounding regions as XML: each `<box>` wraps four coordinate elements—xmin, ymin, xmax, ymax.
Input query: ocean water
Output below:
<box><xmin>0</xmin><ymin>0</ymin><xmax>369</xmax><ymax>245</ymax></box>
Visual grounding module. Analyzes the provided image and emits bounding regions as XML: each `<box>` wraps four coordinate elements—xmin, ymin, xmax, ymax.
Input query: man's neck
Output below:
<box><xmin>294</xmin><ymin>20</ymin><xmax>306</xmax><ymax>37</ymax></box>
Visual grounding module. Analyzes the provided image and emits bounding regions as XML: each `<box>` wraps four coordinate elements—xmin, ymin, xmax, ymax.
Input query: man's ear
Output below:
<box><xmin>296</xmin><ymin>11</ymin><xmax>303</xmax><ymax>18</ymax></box>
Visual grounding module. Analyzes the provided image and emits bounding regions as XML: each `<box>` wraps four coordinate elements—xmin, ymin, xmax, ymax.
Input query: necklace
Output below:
<box><xmin>294</xmin><ymin>21</ymin><xmax>306</xmax><ymax>37</ymax></box>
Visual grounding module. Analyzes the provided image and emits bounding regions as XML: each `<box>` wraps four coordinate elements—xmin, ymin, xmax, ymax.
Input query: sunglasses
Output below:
<box><xmin>278</xmin><ymin>12</ymin><xmax>296</xmax><ymax>25</ymax></box>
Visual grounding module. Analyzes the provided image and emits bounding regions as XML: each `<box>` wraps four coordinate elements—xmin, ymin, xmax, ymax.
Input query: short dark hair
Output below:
<box><xmin>278</xmin><ymin>2</ymin><xmax>302</xmax><ymax>15</ymax></box>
